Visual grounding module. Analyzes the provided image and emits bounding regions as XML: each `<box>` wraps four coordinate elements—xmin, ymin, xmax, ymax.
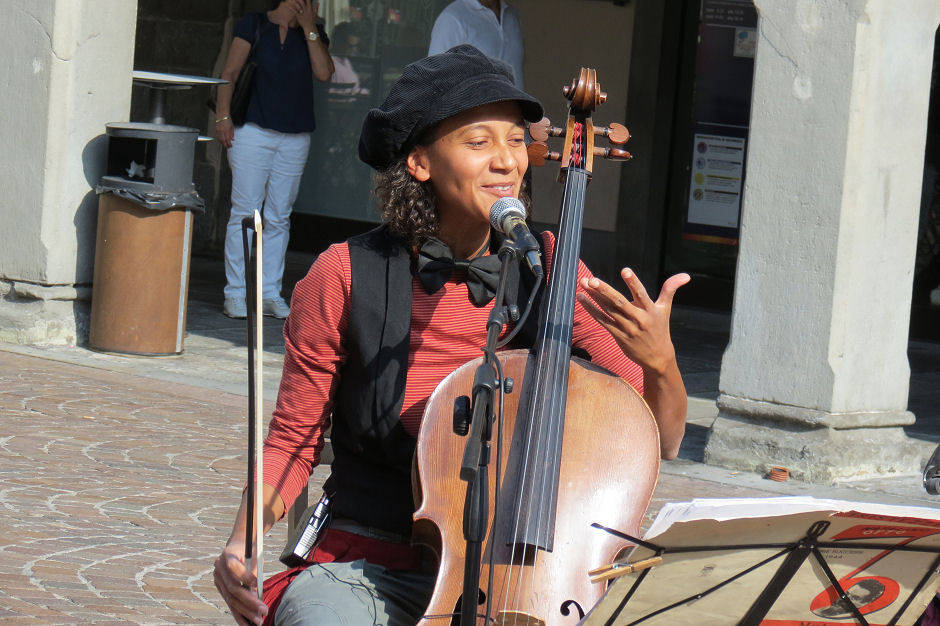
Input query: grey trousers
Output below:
<box><xmin>274</xmin><ymin>559</ymin><xmax>436</xmax><ymax>626</ymax></box>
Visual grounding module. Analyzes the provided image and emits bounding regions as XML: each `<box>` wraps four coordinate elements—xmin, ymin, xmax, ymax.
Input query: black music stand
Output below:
<box><xmin>580</xmin><ymin>499</ymin><xmax>940</xmax><ymax>626</ymax></box>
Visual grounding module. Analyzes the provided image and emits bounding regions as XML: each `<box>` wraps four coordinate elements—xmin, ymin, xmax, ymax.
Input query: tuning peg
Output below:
<box><xmin>528</xmin><ymin>142</ymin><xmax>561</xmax><ymax>167</ymax></box>
<box><xmin>593</xmin><ymin>146</ymin><xmax>632</xmax><ymax>162</ymax></box>
<box><xmin>529</xmin><ymin>117</ymin><xmax>563</xmax><ymax>143</ymax></box>
<box><xmin>594</xmin><ymin>123</ymin><xmax>630</xmax><ymax>146</ymax></box>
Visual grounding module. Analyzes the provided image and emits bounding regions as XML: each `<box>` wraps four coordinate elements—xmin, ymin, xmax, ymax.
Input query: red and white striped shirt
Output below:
<box><xmin>263</xmin><ymin>232</ymin><xmax>644</xmax><ymax>511</ymax></box>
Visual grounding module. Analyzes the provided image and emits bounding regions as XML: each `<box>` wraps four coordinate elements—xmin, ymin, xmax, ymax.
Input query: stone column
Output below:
<box><xmin>704</xmin><ymin>0</ymin><xmax>940</xmax><ymax>481</ymax></box>
<box><xmin>0</xmin><ymin>1</ymin><xmax>137</xmax><ymax>344</ymax></box>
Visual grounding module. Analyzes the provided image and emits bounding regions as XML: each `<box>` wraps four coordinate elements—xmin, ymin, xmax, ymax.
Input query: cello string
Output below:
<box><xmin>500</xmin><ymin>309</ymin><xmax>551</xmax><ymax>610</ymax></box>
<box><xmin>523</xmin><ymin>167</ymin><xmax>585</xmax><ymax>611</ymax></box>
<box><xmin>499</xmin><ymin>192</ymin><xmax>563</xmax><ymax>617</ymax></box>
<box><xmin>512</xmin><ymin>162</ymin><xmax>587</xmax><ymax>617</ymax></box>
<box><xmin>524</xmin><ymin>167</ymin><xmax>573</xmax><ymax>582</ymax></box>
<box><xmin>500</xmin><ymin>155</ymin><xmax>577</xmax><ymax>617</ymax></box>
<box><xmin>501</xmin><ymin>120</ymin><xmax>593</xmax><ymax>620</ymax></box>
<box><xmin>547</xmin><ymin>169</ymin><xmax>586</xmax><ymax>598</ymax></box>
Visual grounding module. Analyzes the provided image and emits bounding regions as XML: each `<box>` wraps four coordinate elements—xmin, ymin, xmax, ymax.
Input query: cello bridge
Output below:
<box><xmin>494</xmin><ymin>612</ymin><xmax>544</xmax><ymax>626</ymax></box>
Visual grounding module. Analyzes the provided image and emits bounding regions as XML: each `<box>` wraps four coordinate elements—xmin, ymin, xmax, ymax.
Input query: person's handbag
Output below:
<box><xmin>208</xmin><ymin>13</ymin><xmax>263</xmax><ymax>126</ymax></box>
<box><xmin>229</xmin><ymin>57</ymin><xmax>257</xmax><ymax>127</ymax></box>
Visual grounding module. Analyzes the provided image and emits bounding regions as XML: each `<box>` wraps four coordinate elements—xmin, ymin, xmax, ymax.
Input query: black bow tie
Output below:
<box><xmin>416</xmin><ymin>237</ymin><xmax>501</xmax><ymax>306</ymax></box>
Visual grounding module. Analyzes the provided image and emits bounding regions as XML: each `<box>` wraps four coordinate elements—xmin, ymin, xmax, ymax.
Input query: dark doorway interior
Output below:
<box><xmin>661</xmin><ymin>0</ymin><xmax>757</xmax><ymax>311</ymax></box>
<box><xmin>911</xmin><ymin>27</ymin><xmax>940</xmax><ymax>341</ymax></box>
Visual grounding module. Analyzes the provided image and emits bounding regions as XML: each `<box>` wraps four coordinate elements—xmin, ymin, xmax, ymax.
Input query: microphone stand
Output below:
<box><xmin>458</xmin><ymin>243</ymin><xmax>519</xmax><ymax>626</ymax></box>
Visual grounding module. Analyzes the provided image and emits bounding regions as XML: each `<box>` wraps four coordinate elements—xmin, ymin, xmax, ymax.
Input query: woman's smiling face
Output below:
<box><xmin>407</xmin><ymin>101</ymin><xmax>528</xmax><ymax>231</ymax></box>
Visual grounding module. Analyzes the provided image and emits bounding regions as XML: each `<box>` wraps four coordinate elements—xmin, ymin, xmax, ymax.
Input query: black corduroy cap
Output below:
<box><xmin>358</xmin><ymin>44</ymin><xmax>543</xmax><ymax>169</ymax></box>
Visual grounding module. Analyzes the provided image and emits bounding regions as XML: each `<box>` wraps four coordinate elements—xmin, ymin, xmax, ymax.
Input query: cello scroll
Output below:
<box><xmin>527</xmin><ymin>67</ymin><xmax>632</xmax><ymax>177</ymax></box>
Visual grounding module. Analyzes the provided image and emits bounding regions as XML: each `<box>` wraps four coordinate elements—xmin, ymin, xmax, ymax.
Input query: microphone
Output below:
<box><xmin>489</xmin><ymin>197</ymin><xmax>543</xmax><ymax>277</ymax></box>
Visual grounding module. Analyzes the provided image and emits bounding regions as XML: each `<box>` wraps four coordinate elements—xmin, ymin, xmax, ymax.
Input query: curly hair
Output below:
<box><xmin>373</xmin><ymin>156</ymin><xmax>532</xmax><ymax>251</ymax></box>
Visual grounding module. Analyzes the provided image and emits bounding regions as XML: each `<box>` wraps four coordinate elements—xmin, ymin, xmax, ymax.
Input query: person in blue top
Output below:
<box><xmin>215</xmin><ymin>0</ymin><xmax>334</xmax><ymax>319</ymax></box>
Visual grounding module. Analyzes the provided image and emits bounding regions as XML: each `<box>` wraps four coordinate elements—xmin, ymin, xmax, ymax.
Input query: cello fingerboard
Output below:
<box><xmin>506</xmin><ymin>165</ymin><xmax>590</xmax><ymax>552</ymax></box>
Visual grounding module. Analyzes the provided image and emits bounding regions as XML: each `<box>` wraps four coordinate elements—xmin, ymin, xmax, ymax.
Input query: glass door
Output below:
<box><xmin>661</xmin><ymin>0</ymin><xmax>758</xmax><ymax>307</ymax></box>
<box><xmin>294</xmin><ymin>0</ymin><xmax>452</xmax><ymax>221</ymax></box>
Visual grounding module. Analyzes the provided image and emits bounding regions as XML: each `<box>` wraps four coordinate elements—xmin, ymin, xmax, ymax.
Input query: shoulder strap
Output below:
<box><xmin>247</xmin><ymin>12</ymin><xmax>264</xmax><ymax>57</ymax></box>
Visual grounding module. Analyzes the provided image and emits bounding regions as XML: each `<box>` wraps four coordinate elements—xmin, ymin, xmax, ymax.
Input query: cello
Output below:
<box><xmin>413</xmin><ymin>67</ymin><xmax>662</xmax><ymax>625</ymax></box>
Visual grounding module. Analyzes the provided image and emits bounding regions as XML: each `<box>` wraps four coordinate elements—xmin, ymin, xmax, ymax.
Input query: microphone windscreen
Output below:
<box><xmin>489</xmin><ymin>197</ymin><xmax>526</xmax><ymax>232</ymax></box>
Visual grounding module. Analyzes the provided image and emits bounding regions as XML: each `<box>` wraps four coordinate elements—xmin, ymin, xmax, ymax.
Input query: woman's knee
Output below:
<box><xmin>275</xmin><ymin>599</ymin><xmax>346</xmax><ymax>626</ymax></box>
<box><xmin>274</xmin><ymin>562</ymin><xmax>379</xmax><ymax>625</ymax></box>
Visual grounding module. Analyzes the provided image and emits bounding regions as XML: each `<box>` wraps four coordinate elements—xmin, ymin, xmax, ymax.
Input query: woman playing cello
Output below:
<box><xmin>213</xmin><ymin>44</ymin><xmax>689</xmax><ymax>626</ymax></box>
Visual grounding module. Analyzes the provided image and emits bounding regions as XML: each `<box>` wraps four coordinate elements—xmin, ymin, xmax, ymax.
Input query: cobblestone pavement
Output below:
<box><xmin>0</xmin><ymin>351</ymin><xmax>320</xmax><ymax>623</ymax></box>
<box><xmin>0</xmin><ymin>350</ymin><xmax>790</xmax><ymax>623</ymax></box>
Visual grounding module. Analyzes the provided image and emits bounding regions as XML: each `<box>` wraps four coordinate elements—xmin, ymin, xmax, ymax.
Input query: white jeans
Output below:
<box><xmin>224</xmin><ymin>123</ymin><xmax>311</xmax><ymax>300</ymax></box>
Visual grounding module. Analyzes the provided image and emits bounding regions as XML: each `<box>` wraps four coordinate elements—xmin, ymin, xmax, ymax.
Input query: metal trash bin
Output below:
<box><xmin>89</xmin><ymin>122</ymin><xmax>204</xmax><ymax>355</ymax></box>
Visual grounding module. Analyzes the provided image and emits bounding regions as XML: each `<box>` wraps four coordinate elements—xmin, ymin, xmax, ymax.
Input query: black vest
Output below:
<box><xmin>323</xmin><ymin>226</ymin><xmax>545</xmax><ymax>535</ymax></box>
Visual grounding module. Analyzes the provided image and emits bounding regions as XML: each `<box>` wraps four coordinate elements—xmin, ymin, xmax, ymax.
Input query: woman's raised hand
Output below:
<box><xmin>576</xmin><ymin>269</ymin><xmax>690</xmax><ymax>376</ymax></box>
<box><xmin>292</xmin><ymin>0</ymin><xmax>320</xmax><ymax>34</ymax></box>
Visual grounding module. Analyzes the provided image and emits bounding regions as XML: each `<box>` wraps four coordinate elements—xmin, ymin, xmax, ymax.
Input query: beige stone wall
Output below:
<box><xmin>1</xmin><ymin>1</ymin><xmax>137</xmax><ymax>287</ymax></box>
<box><xmin>2</xmin><ymin>3</ymin><xmax>55</xmax><ymax>284</ymax></box>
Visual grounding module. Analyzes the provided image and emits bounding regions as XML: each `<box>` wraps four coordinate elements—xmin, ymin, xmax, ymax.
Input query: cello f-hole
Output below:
<box><xmin>449</xmin><ymin>590</ymin><xmax>487</xmax><ymax>626</ymax></box>
<box><xmin>559</xmin><ymin>600</ymin><xmax>585</xmax><ymax>619</ymax></box>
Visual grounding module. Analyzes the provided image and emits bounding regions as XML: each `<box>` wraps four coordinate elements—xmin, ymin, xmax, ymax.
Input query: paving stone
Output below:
<box><xmin>0</xmin><ymin>351</ymin><xmax>271</xmax><ymax>622</ymax></box>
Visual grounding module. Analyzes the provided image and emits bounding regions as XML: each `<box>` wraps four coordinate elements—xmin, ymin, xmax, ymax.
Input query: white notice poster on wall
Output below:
<box><xmin>687</xmin><ymin>133</ymin><xmax>746</xmax><ymax>229</ymax></box>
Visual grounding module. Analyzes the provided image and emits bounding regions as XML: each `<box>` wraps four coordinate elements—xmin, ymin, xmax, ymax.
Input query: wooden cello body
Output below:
<box><xmin>415</xmin><ymin>352</ymin><xmax>659</xmax><ymax>624</ymax></box>
<box><xmin>413</xmin><ymin>68</ymin><xmax>660</xmax><ymax>625</ymax></box>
